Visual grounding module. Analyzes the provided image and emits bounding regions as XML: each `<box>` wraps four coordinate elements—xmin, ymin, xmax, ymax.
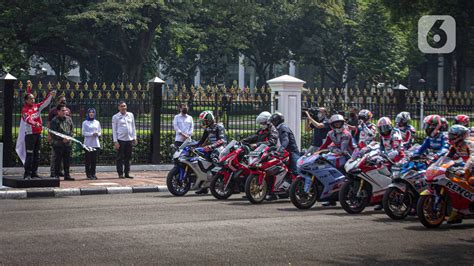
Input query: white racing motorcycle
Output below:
<box><xmin>339</xmin><ymin>142</ymin><xmax>396</xmax><ymax>214</ymax></box>
<box><xmin>166</xmin><ymin>139</ymin><xmax>223</xmax><ymax>196</ymax></box>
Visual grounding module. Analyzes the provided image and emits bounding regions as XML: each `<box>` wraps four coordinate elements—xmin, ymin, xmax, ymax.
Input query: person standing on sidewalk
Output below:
<box><xmin>173</xmin><ymin>103</ymin><xmax>193</xmax><ymax>147</ymax></box>
<box><xmin>82</xmin><ymin>108</ymin><xmax>102</xmax><ymax>180</ymax></box>
<box><xmin>51</xmin><ymin>104</ymin><xmax>75</xmax><ymax>181</ymax></box>
<box><xmin>47</xmin><ymin>96</ymin><xmax>71</xmax><ymax>177</ymax></box>
<box><xmin>18</xmin><ymin>89</ymin><xmax>56</xmax><ymax>179</ymax></box>
<box><xmin>112</xmin><ymin>101</ymin><xmax>137</xmax><ymax>179</ymax></box>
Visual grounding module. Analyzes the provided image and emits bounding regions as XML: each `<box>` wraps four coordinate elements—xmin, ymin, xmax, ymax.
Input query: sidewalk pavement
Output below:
<box><xmin>1</xmin><ymin>166</ymin><xmax>174</xmax><ymax>199</ymax></box>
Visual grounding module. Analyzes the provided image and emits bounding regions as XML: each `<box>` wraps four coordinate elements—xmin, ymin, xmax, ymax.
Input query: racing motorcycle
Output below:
<box><xmin>289</xmin><ymin>150</ymin><xmax>347</xmax><ymax>209</ymax></box>
<box><xmin>417</xmin><ymin>156</ymin><xmax>474</xmax><ymax>228</ymax></box>
<box><xmin>339</xmin><ymin>142</ymin><xmax>395</xmax><ymax>214</ymax></box>
<box><xmin>209</xmin><ymin>140</ymin><xmax>254</xmax><ymax>200</ymax></box>
<box><xmin>166</xmin><ymin>138</ymin><xmax>222</xmax><ymax>196</ymax></box>
<box><xmin>382</xmin><ymin>154</ymin><xmax>434</xmax><ymax>220</ymax></box>
<box><xmin>244</xmin><ymin>144</ymin><xmax>296</xmax><ymax>204</ymax></box>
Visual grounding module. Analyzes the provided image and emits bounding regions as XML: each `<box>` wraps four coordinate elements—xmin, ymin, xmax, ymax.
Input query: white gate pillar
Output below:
<box><xmin>267</xmin><ymin>75</ymin><xmax>305</xmax><ymax>148</ymax></box>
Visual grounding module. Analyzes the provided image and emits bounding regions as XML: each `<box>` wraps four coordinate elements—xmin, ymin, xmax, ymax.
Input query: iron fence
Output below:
<box><xmin>3</xmin><ymin>80</ymin><xmax>473</xmax><ymax>167</ymax></box>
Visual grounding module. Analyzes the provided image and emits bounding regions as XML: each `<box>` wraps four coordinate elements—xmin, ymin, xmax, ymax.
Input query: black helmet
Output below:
<box><xmin>269</xmin><ymin>112</ymin><xmax>284</xmax><ymax>127</ymax></box>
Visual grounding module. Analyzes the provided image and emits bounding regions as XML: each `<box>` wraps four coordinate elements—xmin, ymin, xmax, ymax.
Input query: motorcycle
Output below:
<box><xmin>382</xmin><ymin>154</ymin><xmax>434</xmax><ymax>220</ymax></box>
<box><xmin>417</xmin><ymin>156</ymin><xmax>474</xmax><ymax>228</ymax></box>
<box><xmin>339</xmin><ymin>142</ymin><xmax>395</xmax><ymax>214</ymax></box>
<box><xmin>289</xmin><ymin>150</ymin><xmax>347</xmax><ymax>209</ymax></box>
<box><xmin>209</xmin><ymin>140</ymin><xmax>254</xmax><ymax>200</ymax></box>
<box><xmin>166</xmin><ymin>138</ymin><xmax>222</xmax><ymax>196</ymax></box>
<box><xmin>244</xmin><ymin>144</ymin><xmax>296</xmax><ymax>204</ymax></box>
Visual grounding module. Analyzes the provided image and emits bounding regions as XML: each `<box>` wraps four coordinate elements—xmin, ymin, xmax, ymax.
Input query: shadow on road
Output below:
<box><xmin>276</xmin><ymin>206</ymin><xmax>341</xmax><ymax>212</ymax></box>
<box><xmin>225</xmin><ymin>199</ymin><xmax>291</xmax><ymax>206</ymax></box>
<box><xmin>323</xmin><ymin>210</ymin><xmax>383</xmax><ymax>216</ymax></box>
<box><xmin>370</xmin><ymin>216</ymin><xmax>420</xmax><ymax>224</ymax></box>
<box><xmin>404</xmin><ymin>223</ymin><xmax>474</xmax><ymax>231</ymax></box>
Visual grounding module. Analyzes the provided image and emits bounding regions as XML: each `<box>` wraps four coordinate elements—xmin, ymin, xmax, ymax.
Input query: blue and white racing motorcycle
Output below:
<box><xmin>289</xmin><ymin>150</ymin><xmax>347</xmax><ymax>209</ymax></box>
<box><xmin>166</xmin><ymin>138</ymin><xmax>221</xmax><ymax>196</ymax></box>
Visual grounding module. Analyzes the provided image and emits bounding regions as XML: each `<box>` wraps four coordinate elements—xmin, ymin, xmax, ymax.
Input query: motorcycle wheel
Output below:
<box><xmin>245</xmin><ymin>174</ymin><xmax>267</xmax><ymax>204</ymax></box>
<box><xmin>210</xmin><ymin>173</ymin><xmax>233</xmax><ymax>200</ymax></box>
<box><xmin>339</xmin><ymin>180</ymin><xmax>370</xmax><ymax>214</ymax></box>
<box><xmin>382</xmin><ymin>187</ymin><xmax>413</xmax><ymax>220</ymax></box>
<box><xmin>166</xmin><ymin>166</ymin><xmax>191</xmax><ymax>196</ymax></box>
<box><xmin>289</xmin><ymin>177</ymin><xmax>318</xmax><ymax>209</ymax></box>
<box><xmin>417</xmin><ymin>195</ymin><xmax>446</xmax><ymax>228</ymax></box>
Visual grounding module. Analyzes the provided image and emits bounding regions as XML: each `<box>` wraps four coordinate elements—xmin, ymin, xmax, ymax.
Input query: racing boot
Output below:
<box><xmin>195</xmin><ymin>187</ymin><xmax>209</xmax><ymax>195</ymax></box>
<box><xmin>265</xmin><ymin>193</ymin><xmax>277</xmax><ymax>201</ymax></box>
<box><xmin>374</xmin><ymin>204</ymin><xmax>383</xmax><ymax>211</ymax></box>
<box><xmin>447</xmin><ymin>210</ymin><xmax>463</xmax><ymax>224</ymax></box>
<box><xmin>322</xmin><ymin>201</ymin><xmax>337</xmax><ymax>207</ymax></box>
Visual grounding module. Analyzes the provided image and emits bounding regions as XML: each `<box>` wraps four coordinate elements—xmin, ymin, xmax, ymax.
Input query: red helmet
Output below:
<box><xmin>423</xmin><ymin>115</ymin><xmax>442</xmax><ymax>137</ymax></box>
<box><xmin>454</xmin><ymin>115</ymin><xmax>469</xmax><ymax>127</ymax></box>
<box><xmin>377</xmin><ymin>117</ymin><xmax>393</xmax><ymax>137</ymax></box>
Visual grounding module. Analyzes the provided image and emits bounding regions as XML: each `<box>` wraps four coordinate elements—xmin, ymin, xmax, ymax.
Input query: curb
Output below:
<box><xmin>0</xmin><ymin>185</ymin><xmax>168</xmax><ymax>199</ymax></box>
<box><xmin>3</xmin><ymin>164</ymin><xmax>174</xmax><ymax>176</ymax></box>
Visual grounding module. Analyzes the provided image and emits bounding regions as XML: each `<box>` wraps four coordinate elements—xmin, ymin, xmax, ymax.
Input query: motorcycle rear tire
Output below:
<box><xmin>339</xmin><ymin>180</ymin><xmax>370</xmax><ymax>214</ymax></box>
<box><xmin>245</xmin><ymin>174</ymin><xmax>267</xmax><ymax>204</ymax></box>
<box><xmin>166</xmin><ymin>166</ymin><xmax>191</xmax><ymax>196</ymax></box>
<box><xmin>210</xmin><ymin>173</ymin><xmax>233</xmax><ymax>200</ymax></box>
<box><xmin>289</xmin><ymin>177</ymin><xmax>318</xmax><ymax>209</ymax></box>
<box><xmin>382</xmin><ymin>187</ymin><xmax>413</xmax><ymax>220</ymax></box>
<box><xmin>417</xmin><ymin>195</ymin><xmax>446</xmax><ymax>228</ymax></box>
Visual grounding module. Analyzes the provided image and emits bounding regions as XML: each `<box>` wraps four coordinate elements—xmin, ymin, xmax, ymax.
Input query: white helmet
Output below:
<box><xmin>256</xmin><ymin>111</ymin><xmax>272</xmax><ymax>128</ymax></box>
<box><xmin>329</xmin><ymin>114</ymin><xmax>345</xmax><ymax>133</ymax></box>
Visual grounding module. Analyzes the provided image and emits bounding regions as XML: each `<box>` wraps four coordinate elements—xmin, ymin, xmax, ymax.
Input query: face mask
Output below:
<box><xmin>317</xmin><ymin>113</ymin><xmax>324</xmax><ymax>120</ymax></box>
<box><xmin>350</xmin><ymin>113</ymin><xmax>357</xmax><ymax>119</ymax></box>
<box><xmin>181</xmin><ymin>108</ymin><xmax>188</xmax><ymax>115</ymax></box>
<box><xmin>260</xmin><ymin>123</ymin><xmax>268</xmax><ymax>129</ymax></box>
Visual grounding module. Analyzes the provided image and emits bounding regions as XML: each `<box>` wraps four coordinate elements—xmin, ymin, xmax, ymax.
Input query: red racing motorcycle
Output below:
<box><xmin>209</xmin><ymin>140</ymin><xmax>255</xmax><ymax>200</ymax></box>
<box><xmin>244</xmin><ymin>144</ymin><xmax>296</xmax><ymax>204</ymax></box>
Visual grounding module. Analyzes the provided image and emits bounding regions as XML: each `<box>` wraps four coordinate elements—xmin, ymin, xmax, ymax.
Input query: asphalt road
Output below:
<box><xmin>0</xmin><ymin>193</ymin><xmax>473</xmax><ymax>265</ymax></box>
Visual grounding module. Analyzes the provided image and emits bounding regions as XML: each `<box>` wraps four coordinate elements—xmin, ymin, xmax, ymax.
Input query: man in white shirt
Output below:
<box><xmin>112</xmin><ymin>101</ymin><xmax>137</xmax><ymax>179</ymax></box>
<box><xmin>173</xmin><ymin>104</ymin><xmax>194</xmax><ymax>147</ymax></box>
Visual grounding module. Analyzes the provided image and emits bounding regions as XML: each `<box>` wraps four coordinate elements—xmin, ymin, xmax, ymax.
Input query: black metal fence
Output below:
<box><xmin>1</xmin><ymin>80</ymin><xmax>473</xmax><ymax>167</ymax></box>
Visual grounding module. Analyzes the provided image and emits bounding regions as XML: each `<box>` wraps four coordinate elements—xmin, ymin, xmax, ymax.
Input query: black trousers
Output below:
<box><xmin>54</xmin><ymin>146</ymin><xmax>71</xmax><ymax>177</ymax></box>
<box><xmin>116</xmin><ymin>140</ymin><xmax>132</xmax><ymax>176</ymax></box>
<box><xmin>24</xmin><ymin>134</ymin><xmax>41</xmax><ymax>176</ymax></box>
<box><xmin>174</xmin><ymin>141</ymin><xmax>184</xmax><ymax>148</ymax></box>
<box><xmin>85</xmin><ymin>149</ymin><xmax>99</xmax><ymax>177</ymax></box>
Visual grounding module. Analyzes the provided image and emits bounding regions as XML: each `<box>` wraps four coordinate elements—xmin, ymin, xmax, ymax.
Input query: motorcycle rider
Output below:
<box><xmin>395</xmin><ymin>112</ymin><xmax>416</xmax><ymax>149</ymax></box>
<box><xmin>266</xmin><ymin>112</ymin><xmax>299</xmax><ymax>201</ymax></box>
<box><xmin>377</xmin><ymin>117</ymin><xmax>405</xmax><ymax>163</ymax></box>
<box><xmin>318</xmin><ymin>114</ymin><xmax>354</xmax><ymax>206</ymax></box>
<box><xmin>354</xmin><ymin>109</ymin><xmax>377</xmax><ymax>150</ymax></box>
<box><xmin>413</xmin><ymin>114</ymin><xmax>449</xmax><ymax>159</ymax></box>
<box><xmin>242</xmin><ymin>111</ymin><xmax>279</xmax><ymax>148</ymax></box>
<box><xmin>374</xmin><ymin>117</ymin><xmax>405</xmax><ymax>211</ymax></box>
<box><xmin>269</xmin><ymin>112</ymin><xmax>299</xmax><ymax>174</ymax></box>
<box><xmin>454</xmin><ymin>114</ymin><xmax>473</xmax><ymax>139</ymax></box>
<box><xmin>195</xmin><ymin>110</ymin><xmax>227</xmax><ymax>194</ymax></box>
<box><xmin>445</xmin><ymin>125</ymin><xmax>474</xmax><ymax>223</ymax></box>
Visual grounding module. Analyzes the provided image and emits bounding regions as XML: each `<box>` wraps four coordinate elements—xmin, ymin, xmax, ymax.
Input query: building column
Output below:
<box><xmin>239</xmin><ymin>53</ymin><xmax>245</xmax><ymax>89</ymax></box>
<box><xmin>289</xmin><ymin>60</ymin><xmax>296</xmax><ymax>77</ymax></box>
<box><xmin>267</xmin><ymin>75</ymin><xmax>305</xmax><ymax>148</ymax></box>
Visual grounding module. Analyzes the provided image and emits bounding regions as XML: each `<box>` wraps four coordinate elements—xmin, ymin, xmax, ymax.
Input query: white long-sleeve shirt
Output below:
<box><xmin>112</xmin><ymin>112</ymin><xmax>137</xmax><ymax>142</ymax></box>
<box><xmin>82</xmin><ymin>119</ymin><xmax>102</xmax><ymax>148</ymax></box>
<box><xmin>173</xmin><ymin>113</ymin><xmax>194</xmax><ymax>142</ymax></box>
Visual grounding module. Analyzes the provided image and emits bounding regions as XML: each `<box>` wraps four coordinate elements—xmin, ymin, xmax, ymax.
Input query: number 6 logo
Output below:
<box><xmin>418</xmin><ymin>15</ymin><xmax>456</xmax><ymax>54</ymax></box>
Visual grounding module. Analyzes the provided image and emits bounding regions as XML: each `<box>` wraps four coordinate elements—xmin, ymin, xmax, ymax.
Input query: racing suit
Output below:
<box><xmin>197</xmin><ymin>123</ymin><xmax>227</xmax><ymax>160</ymax></box>
<box><xmin>318</xmin><ymin>127</ymin><xmax>354</xmax><ymax>168</ymax></box>
<box><xmin>446</xmin><ymin>140</ymin><xmax>474</xmax><ymax>212</ymax></box>
<box><xmin>21</xmin><ymin>92</ymin><xmax>54</xmax><ymax>177</ymax></box>
<box><xmin>379</xmin><ymin>128</ymin><xmax>405</xmax><ymax>163</ymax></box>
<box><xmin>398</xmin><ymin>124</ymin><xmax>416</xmax><ymax>149</ymax></box>
<box><xmin>242</xmin><ymin>123</ymin><xmax>279</xmax><ymax>147</ymax></box>
<box><xmin>355</xmin><ymin>122</ymin><xmax>377</xmax><ymax>149</ymax></box>
<box><xmin>413</xmin><ymin>133</ymin><xmax>449</xmax><ymax>158</ymax></box>
<box><xmin>275</xmin><ymin>123</ymin><xmax>300</xmax><ymax>175</ymax></box>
